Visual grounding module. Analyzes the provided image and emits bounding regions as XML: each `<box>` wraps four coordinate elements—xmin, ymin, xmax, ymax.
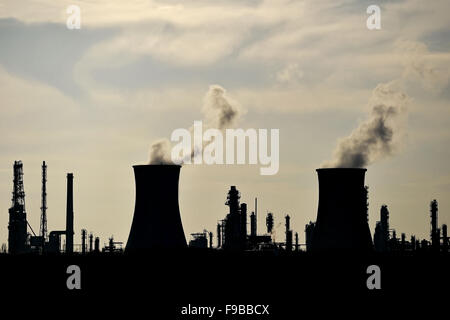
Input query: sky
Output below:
<box><xmin>0</xmin><ymin>0</ymin><xmax>449</xmax><ymax>250</ymax></box>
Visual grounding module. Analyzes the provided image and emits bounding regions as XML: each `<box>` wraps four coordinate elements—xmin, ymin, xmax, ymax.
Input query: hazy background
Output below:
<box><xmin>1</xmin><ymin>0</ymin><xmax>449</xmax><ymax>249</ymax></box>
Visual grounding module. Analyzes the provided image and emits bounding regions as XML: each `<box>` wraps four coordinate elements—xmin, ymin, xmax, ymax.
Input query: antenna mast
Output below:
<box><xmin>39</xmin><ymin>161</ymin><xmax>48</xmax><ymax>241</ymax></box>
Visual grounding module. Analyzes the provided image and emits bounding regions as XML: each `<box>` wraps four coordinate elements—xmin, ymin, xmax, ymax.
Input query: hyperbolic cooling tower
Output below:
<box><xmin>126</xmin><ymin>165</ymin><xmax>187</xmax><ymax>251</ymax></box>
<box><xmin>311</xmin><ymin>168</ymin><xmax>373</xmax><ymax>251</ymax></box>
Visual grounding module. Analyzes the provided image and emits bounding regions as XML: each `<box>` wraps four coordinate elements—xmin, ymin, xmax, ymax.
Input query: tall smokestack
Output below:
<box><xmin>285</xmin><ymin>215</ymin><xmax>292</xmax><ymax>252</ymax></box>
<box><xmin>255</xmin><ymin>198</ymin><xmax>257</xmax><ymax>224</ymax></box>
<box><xmin>312</xmin><ymin>168</ymin><xmax>373</xmax><ymax>251</ymax></box>
<box><xmin>66</xmin><ymin>173</ymin><xmax>74</xmax><ymax>254</ymax></box>
<box><xmin>209</xmin><ymin>232</ymin><xmax>213</xmax><ymax>249</ymax></box>
<box><xmin>81</xmin><ymin>229</ymin><xmax>87</xmax><ymax>255</ymax></box>
<box><xmin>250</xmin><ymin>212</ymin><xmax>256</xmax><ymax>237</ymax></box>
<box><xmin>240</xmin><ymin>203</ymin><xmax>247</xmax><ymax>242</ymax></box>
<box><xmin>126</xmin><ymin>165</ymin><xmax>187</xmax><ymax>251</ymax></box>
<box><xmin>89</xmin><ymin>233</ymin><xmax>93</xmax><ymax>252</ymax></box>
<box><xmin>430</xmin><ymin>200</ymin><xmax>439</xmax><ymax>251</ymax></box>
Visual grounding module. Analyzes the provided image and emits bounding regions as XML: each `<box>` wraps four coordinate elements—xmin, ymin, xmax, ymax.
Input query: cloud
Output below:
<box><xmin>233</xmin><ymin>85</ymin><xmax>371</xmax><ymax>114</ymax></box>
<box><xmin>2</xmin><ymin>0</ymin><xmax>447</xmax><ymax>110</ymax></box>
<box><xmin>0</xmin><ymin>66</ymin><xmax>78</xmax><ymax>119</ymax></box>
<box><xmin>395</xmin><ymin>39</ymin><xmax>450</xmax><ymax>92</ymax></box>
<box><xmin>276</xmin><ymin>63</ymin><xmax>304</xmax><ymax>86</ymax></box>
<box><xmin>0</xmin><ymin>18</ymin><xmax>117</xmax><ymax>96</ymax></box>
<box><xmin>1</xmin><ymin>1</ymin><xmax>450</xmax><ymax>118</ymax></box>
<box><xmin>108</xmin><ymin>25</ymin><xmax>245</xmax><ymax>66</ymax></box>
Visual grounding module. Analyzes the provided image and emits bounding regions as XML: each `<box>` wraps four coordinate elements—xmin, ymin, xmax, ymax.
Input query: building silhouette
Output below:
<box><xmin>374</xmin><ymin>205</ymin><xmax>390</xmax><ymax>252</ymax></box>
<box><xmin>126</xmin><ymin>165</ymin><xmax>187</xmax><ymax>251</ymax></box>
<box><xmin>8</xmin><ymin>161</ymin><xmax>28</xmax><ymax>254</ymax></box>
<box><xmin>3</xmin><ymin>161</ymin><xmax>449</xmax><ymax>256</ymax></box>
<box><xmin>311</xmin><ymin>168</ymin><xmax>373</xmax><ymax>251</ymax></box>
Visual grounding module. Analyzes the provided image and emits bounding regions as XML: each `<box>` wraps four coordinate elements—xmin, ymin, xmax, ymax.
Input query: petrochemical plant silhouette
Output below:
<box><xmin>2</xmin><ymin>161</ymin><xmax>449</xmax><ymax>256</ymax></box>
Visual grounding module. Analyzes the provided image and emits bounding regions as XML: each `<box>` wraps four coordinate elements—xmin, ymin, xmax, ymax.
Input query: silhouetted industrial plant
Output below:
<box><xmin>5</xmin><ymin>161</ymin><xmax>120</xmax><ymax>255</ymax></box>
<box><xmin>2</xmin><ymin>161</ymin><xmax>449</xmax><ymax>255</ymax></box>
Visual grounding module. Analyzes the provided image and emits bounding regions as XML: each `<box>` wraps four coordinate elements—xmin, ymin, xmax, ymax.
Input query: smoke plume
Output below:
<box><xmin>323</xmin><ymin>39</ymin><xmax>446</xmax><ymax>168</ymax></box>
<box><xmin>148</xmin><ymin>139</ymin><xmax>172</xmax><ymax>164</ymax></box>
<box><xmin>148</xmin><ymin>85</ymin><xmax>242</xmax><ymax>164</ymax></box>
<box><xmin>396</xmin><ymin>39</ymin><xmax>449</xmax><ymax>92</ymax></box>
<box><xmin>323</xmin><ymin>81</ymin><xmax>408</xmax><ymax>168</ymax></box>
<box><xmin>202</xmin><ymin>85</ymin><xmax>241</xmax><ymax>130</ymax></box>
<box><xmin>189</xmin><ymin>85</ymin><xmax>242</xmax><ymax>160</ymax></box>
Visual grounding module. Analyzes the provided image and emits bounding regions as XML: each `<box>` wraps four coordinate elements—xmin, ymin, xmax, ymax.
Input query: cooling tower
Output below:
<box><xmin>311</xmin><ymin>168</ymin><xmax>373</xmax><ymax>251</ymax></box>
<box><xmin>126</xmin><ymin>165</ymin><xmax>187</xmax><ymax>251</ymax></box>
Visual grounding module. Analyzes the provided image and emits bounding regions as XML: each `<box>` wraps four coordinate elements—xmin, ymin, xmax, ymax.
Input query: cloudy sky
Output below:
<box><xmin>0</xmin><ymin>0</ymin><xmax>449</xmax><ymax>249</ymax></box>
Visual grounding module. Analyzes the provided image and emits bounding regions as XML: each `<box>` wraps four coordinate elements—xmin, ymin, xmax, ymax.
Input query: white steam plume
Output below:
<box><xmin>148</xmin><ymin>85</ymin><xmax>242</xmax><ymax>164</ymax></box>
<box><xmin>148</xmin><ymin>139</ymin><xmax>172</xmax><ymax>164</ymax></box>
<box><xmin>322</xmin><ymin>81</ymin><xmax>409</xmax><ymax>168</ymax></box>
<box><xmin>202</xmin><ymin>85</ymin><xmax>241</xmax><ymax>130</ymax></box>
<box><xmin>323</xmin><ymin>39</ymin><xmax>448</xmax><ymax>168</ymax></box>
<box><xmin>396</xmin><ymin>39</ymin><xmax>449</xmax><ymax>92</ymax></box>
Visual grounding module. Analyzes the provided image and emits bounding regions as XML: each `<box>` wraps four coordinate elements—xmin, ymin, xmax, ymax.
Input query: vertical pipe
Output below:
<box><xmin>221</xmin><ymin>223</ymin><xmax>225</xmax><ymax>248</ymax></box>
<box><xmin>250</xmin><ymin>212</ymin><xmax>256</xmax><ymax>237</ymax></box>
<box><xmin>266</xmin><ymin>213</ymin><xmax>274</xmax><ymax>234</ymax></box>
<box><xmin>240</xmin><ymin>203</ymin><xmax>247</xmax><ymax>243</ymax></box>
<box><xmin>81</xmin><ymin>229</ymin><xmax>86</xmax><ymax>254</ymax></box>
<box><xmin>255</xmin><ymin>198</ymin><xmax>257</xmax><ymax>236</ymax></box>
<box><xmin>217</xmin><ymin>223</ymin><xmax>221</xmax><ymax>248</ymax></box>
<box><xmin>430</xmin><ymin>200</ymin><xmax>439</xmax><ymax>251</ymax></box>
<box><xmin>442</xmin><ymin>224</ymin><xmax>448</xmax><ymax>252</ymax></box>
<box><xmin>89</xmin><ymin>233</ymin><xmax>93</xmax><ymax>252</ymax></box>
<box><xmin>305</xmin><ymin>222</ymin><xmax>315</xmax><ymax>252</ymax></box>
<box><xmin>66</xmin><ymin>173</ymin><xmax>74</xmax><ymax>254</ymax></box>
<box><xmin>380</xmin><ymin>205</ymin><xmax>389</xmax><ymax>252</ymax></box>
<box><xmin>40</xmin><ymin>161</ymin><xmax>47</xmax><ymax>241</ymax></box>
<box><xmin>209</xmin><ymin>232</ymin><xmax>213</xmax><ymax>249</ymax></box>
<box><xmin>285</xmin><ymin>215</ymin><xmax>290</xmax><ymax>232</ymax></box>
<box><xmin>285</xmin><ymin>215</ymin><xmax>292</xmax><ymax>252</ymax></box>
<box><xmin>401</xmin><ymin>233</ymin><xmax>406</xmax><ymax>251</ymax></box>
<box><xmin>286</xmin><ymin>231</ymin><xmax>292</xmax><ymax>252</ymax></box>
<box><xmin>94</xmin><ymin>237</ymin><xmax>100</xmax><ymax>252</ymax></box>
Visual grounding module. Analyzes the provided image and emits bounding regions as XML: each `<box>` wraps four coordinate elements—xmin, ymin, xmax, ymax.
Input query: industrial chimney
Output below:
<box><xmin>311</xmin><ymin>168</ymin><xmax>373</xmax><ymax>251</ymax></box>
<box><xmin>126</xmin><ymin>165</ymin><xmax>187</xmax><ymax>251</ymax></box>
<box><xmin>66</xmin><ymin>173</ymin><xmax>74</xmax><ymax>254</ymax></box>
